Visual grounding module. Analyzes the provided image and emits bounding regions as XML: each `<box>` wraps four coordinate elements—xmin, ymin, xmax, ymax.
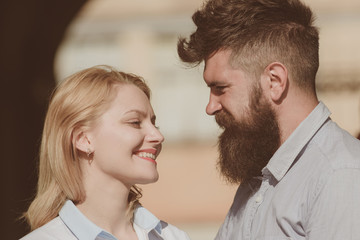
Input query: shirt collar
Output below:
<box><xmin>59</xmin><ymin>200</ymin><xmax>111</xmax><ymax>240</ymax></box>
<box><xmin>264</xmin><ymin>101</ymin><xmax>331</xmax><ymax>182</ymax></box>
<box><xmin>133</xmin><ymin>206</ymin><xmax>162</xmax><ymax>234</ymax></box>
<box><xmin>59</xmin><ymin>200</ymin><xmax>162</xmax><ymax>240</ymax></box>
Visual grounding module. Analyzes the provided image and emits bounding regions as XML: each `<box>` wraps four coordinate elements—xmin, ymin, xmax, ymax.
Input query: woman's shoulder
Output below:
<box><xmin>20</xmin><ymin>217</ymin><xmax>76</xmax><ymax>240</ymax></box>
<box><xmin>159</xmin><ymin>220</ymin><xmax>191</xmax><ymax>240</ymax></box>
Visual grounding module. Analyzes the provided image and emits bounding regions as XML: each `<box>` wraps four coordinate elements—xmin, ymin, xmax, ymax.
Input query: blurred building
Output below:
<box><xmin>54</xmin><ymin>0</ymin><xmax>360</xmax><ymax>239</ymax></box>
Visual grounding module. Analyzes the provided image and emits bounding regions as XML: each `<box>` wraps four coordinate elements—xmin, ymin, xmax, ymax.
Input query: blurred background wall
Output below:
<box><xmin>1</xmin><ymin>0</ymin><xmax>359</xmax><ymax>239</ymax></box>
<box><xmin>0</xmin><ymin>0</ymin><xmax>87</xmax><ymax>238</ymax></box>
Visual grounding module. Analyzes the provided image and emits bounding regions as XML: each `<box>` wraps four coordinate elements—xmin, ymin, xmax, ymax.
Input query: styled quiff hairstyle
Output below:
<box><xmin>178</xmin><ymin>0</ymin><xmax>319</xmax><ymax>92</ymax></box>
<box><xmin>24</xmin><ymin>65</ymin><xmax>149</xmax><ymax>230</ymax></box>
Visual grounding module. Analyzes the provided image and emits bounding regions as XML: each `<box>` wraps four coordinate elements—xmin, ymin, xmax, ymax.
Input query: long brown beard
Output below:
<box><xmin>216</xmin><ymin>84</ymin><xmax>280</xmax><ymax>184</ymax></box>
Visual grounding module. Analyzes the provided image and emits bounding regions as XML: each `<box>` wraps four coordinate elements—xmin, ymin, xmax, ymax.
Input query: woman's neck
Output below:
<box><xmin>76</xmin><ymin>165</ymin><xmax>138</xmax><ymax>240</ymax></box>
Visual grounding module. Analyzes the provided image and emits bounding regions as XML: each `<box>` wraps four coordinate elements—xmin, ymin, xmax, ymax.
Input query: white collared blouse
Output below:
<box><xmin>21</xmin><ymin>200</ymin><xmax>190</xmax><ymax>240</ymax></box>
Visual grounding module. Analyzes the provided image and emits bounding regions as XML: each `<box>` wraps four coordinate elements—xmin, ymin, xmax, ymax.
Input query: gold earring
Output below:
<box><xmin>86</xmin><ymin>149</ymin><xmax>92</xmax><ymax>158</ymax></box>
<box><xmin>86</xmin><ymin>149</ymin><xmax>93</xmax><ymax>165</ymax></box>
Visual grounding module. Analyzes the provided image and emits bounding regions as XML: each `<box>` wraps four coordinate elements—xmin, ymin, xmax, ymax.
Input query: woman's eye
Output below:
<box><xmin>151</xmin><ymin>120</ymin><xmax>160</xmax><ymax>130</ymax></box>
<box><xmin>129</xmin><ymin>121</ymin><xmax>141</xmax><ymax>127</ymax></box>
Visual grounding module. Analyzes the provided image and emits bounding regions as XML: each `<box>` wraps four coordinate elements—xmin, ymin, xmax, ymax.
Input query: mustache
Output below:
<box><xmin>215</xmin><ymin>110</ymin><xmax>236</xmax><ymax>129</ymax></box>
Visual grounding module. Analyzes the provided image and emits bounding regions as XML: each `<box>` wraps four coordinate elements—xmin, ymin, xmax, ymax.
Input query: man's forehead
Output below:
<box><xmin>203</xmin><ymin>68</ymin><xmax>228</xmax><ymax>87</ymax></box>
<box><xmin>203</xmin><ymin>51</ymin><xmax>232</xmax><ymax>80</ymax></box>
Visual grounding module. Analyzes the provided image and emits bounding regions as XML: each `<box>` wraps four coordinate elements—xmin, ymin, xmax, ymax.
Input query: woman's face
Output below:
<box><xmin>86</xmin><ymin>84</ymin><xmax>164</xmax><ymax>187</ymax></box>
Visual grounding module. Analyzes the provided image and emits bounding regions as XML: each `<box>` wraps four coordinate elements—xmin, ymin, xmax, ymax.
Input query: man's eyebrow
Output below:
<box><xmin>207</xmin><ymin>81</ymin><xmax>224</xmax><ymax>88</ymax></box>
<box><xmin>207</xmin><ymin>82</ymin><xmax>217</xmax><ymax>87</ymax></box>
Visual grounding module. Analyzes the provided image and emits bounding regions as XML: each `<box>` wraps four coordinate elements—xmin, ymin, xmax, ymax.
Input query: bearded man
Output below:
<box><xmin>177</xmin><ymin>0</ymin><xmax>360</xmax><ymax>239</ymax></box>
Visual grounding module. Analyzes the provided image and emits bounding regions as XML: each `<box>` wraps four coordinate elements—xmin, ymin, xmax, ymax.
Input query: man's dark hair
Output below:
<box><xmin>178</xmin><ymin>0</ymin><xmax>319</xmax><ymax>92</ymax></box>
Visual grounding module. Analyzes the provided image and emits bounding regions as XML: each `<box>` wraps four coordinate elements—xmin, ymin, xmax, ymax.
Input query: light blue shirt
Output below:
<box><xmin>21</xmin><ymin>200</ymin><xmax>190</xmax><ymax>240</ymax></box>
<box><xmin>215</xmin><ymin>102</ymin><xmax>360</xmax><ymax>240</ymax></box>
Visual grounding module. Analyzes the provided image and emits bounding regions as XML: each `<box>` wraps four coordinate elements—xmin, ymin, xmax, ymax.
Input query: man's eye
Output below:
<box><xmin>216</xmin><ymin>86</ymin><xmax>226</xmax><ymax>90</ymax></box>
<box><xmin>212</xmin><ymin>86</ymin><xmax>226</xmax><ymax>95</ymax></box>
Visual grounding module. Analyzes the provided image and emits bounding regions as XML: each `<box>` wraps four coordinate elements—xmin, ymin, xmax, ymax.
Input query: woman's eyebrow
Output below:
<box><xmin>123</xmin><ymin>109</ymin><xmax>156</xmax><ymax>122</ymax></box>
<box><xmin>123</xmin><ymin>109</ymin><xmax>146</xmax><ymax>117</ymax></box>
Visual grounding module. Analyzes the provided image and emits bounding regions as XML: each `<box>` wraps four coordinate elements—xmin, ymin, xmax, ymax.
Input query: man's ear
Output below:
<box><xmin>72</xmin><ymin>128</ymin><xmax>92</xmax><ymax>153</ymax></box>
<box><xmin>264</xmin><ymin>62</ymin><xmax>288</xmax><ymax>102</ymax></box>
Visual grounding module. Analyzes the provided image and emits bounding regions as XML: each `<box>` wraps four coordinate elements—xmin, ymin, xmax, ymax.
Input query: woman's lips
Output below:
<box><xmin>135</xmin><ymin>149</ymin><xmax>157</xmax><ymax>163</ymax></box>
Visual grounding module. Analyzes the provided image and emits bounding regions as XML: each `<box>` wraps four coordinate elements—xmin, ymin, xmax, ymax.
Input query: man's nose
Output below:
<box><xmin>206</xmin><ymin>94</ymin><xmax>222</xmax><ymax>115</ymax></box>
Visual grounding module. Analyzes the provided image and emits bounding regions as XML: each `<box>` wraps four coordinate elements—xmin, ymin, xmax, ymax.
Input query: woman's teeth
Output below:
<box><xmin>138</xmin><ymin>152</ymin><xmax>156</xmax><ymax>160</ymax></box>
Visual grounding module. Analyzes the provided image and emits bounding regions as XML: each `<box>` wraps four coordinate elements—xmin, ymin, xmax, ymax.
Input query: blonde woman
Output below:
<box><xmin>21</xmin><ymin>65</ymin><xmax>190</xmax><ymax>240</ymax></box>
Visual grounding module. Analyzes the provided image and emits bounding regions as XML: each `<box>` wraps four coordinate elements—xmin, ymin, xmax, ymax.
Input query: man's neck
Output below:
<box><xmin>276</xmin><ymin>90</ymin><xmax>319</xmax><ymax>144</ymax></box>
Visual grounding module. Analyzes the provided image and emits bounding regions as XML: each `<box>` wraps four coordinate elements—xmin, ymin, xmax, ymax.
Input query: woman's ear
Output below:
<box><xmin>264</xmin><ymin>62</ymin><xmax>288</xmax><ymax>102</ymax></box>
<box><xmin>72</xmin><ymin>128</ymin><xmax>92</xmax><ymax>154</ymax></box>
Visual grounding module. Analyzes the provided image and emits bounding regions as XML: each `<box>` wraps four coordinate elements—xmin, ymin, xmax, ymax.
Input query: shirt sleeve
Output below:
<box><xmin>306</xmin><ymin>168</ymin><xmax>360</xmax><ymax>240</ymax></box>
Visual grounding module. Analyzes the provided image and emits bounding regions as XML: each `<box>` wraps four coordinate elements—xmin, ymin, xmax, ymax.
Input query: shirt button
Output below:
<box><xmin>255</xmin><ymin>195</ymin><xmax>263</xmax><ymax>203</ymax></box>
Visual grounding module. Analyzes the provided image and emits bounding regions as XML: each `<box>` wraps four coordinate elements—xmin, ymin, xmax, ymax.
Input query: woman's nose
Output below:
<box><xmin>147</xmin><ymin>125</ymin><xmax>165</xmax><ymax>144</ymax></box>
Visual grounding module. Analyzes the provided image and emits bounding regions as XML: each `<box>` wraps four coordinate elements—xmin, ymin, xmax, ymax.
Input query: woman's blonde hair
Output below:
<box><xmin>24</xmin><ymin>65</ymin><xmax>150</xmax><ymax>230</ymax></box>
